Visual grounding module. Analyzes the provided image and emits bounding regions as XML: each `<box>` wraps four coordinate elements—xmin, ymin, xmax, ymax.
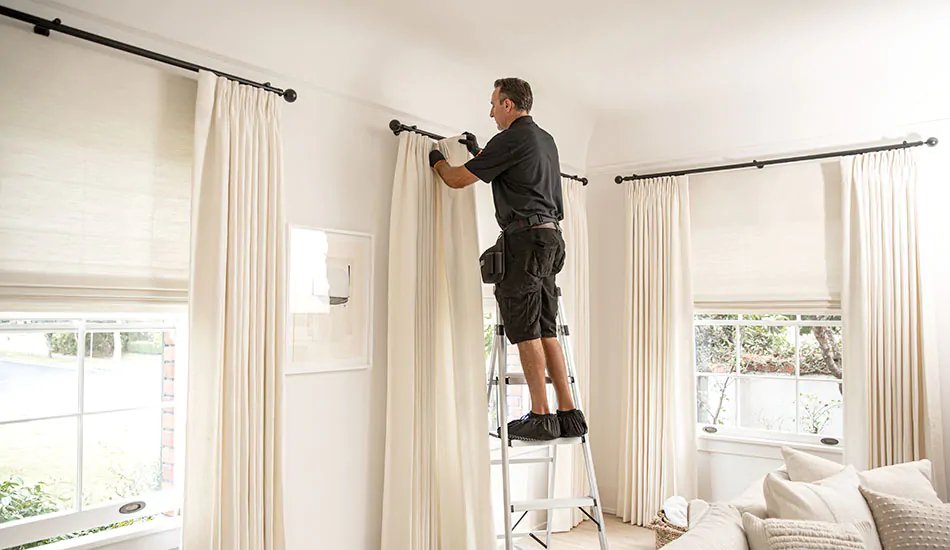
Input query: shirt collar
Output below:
<box><xmin>509</xmin><ymin>115</ymin><xmax>533</xmax><ymax>128</ymax></box>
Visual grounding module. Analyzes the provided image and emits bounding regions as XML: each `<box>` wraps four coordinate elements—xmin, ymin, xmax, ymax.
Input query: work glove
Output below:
<box><xmin>429</xmin><ymin>149</ymin><xmax>446</xmax><ymax>168</ymax></box>
<box><xmin>459</xmin><ymin>132</ymin><xmax>481</xmax><ymax>157</ymax></box>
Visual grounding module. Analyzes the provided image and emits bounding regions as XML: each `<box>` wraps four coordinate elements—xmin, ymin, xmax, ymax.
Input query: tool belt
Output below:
<box><xmin>502</xmin><ymin>213</ymin><xmax>560</xmax><ymax>235</ymax></box>
<box><xmin>480</xmin><ymin>214</ymin><xmax>560</xmax><ymax>285</ymax></box>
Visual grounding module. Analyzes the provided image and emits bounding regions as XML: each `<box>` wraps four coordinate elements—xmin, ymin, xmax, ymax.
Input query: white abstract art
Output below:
<box><xmin>287</xmin><ymin>225</ymin><xmax>373</xmax><ymax>374</ymax></box>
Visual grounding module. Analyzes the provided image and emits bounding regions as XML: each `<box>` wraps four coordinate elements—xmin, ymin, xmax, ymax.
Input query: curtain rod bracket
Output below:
<box><xmin>33</xmin><ymin>16</ymin><xmax>58</xmax><ymax>36</ymax></box>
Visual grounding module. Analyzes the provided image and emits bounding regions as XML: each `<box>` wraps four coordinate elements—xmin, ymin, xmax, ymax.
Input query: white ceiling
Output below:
<box><xmin>10</xmin><ymin>0</ymin><xmax>950</xmax><ymax>168</ymax></box>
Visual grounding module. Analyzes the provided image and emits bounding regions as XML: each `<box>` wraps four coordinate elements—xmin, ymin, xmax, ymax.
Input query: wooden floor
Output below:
<box><xmin>536</xmin><ymin>515</ymin><xmax>655</xmax><ymax>549</ymax></box>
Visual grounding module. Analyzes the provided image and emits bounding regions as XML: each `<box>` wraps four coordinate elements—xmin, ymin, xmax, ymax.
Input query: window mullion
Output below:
<box><xmin>734</xmin><ymin>316</ymin><xmax>741</xmax><ymax>428</ymax></box>
<box><xmin>795</xmin><ymin>316</ymin><xmax>801</xmax><ymax>434</ymax></box>
<box><xmin>76</xmin><ymin>320</ymin><xmax>86</xmax><ymax>512</ymax></box>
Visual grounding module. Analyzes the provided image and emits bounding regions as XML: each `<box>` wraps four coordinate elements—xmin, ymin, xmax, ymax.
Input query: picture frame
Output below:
<box><xmin>285</xmin><ymin>224</ymin><xmax>374</xmax><ymax>375</ymax></box>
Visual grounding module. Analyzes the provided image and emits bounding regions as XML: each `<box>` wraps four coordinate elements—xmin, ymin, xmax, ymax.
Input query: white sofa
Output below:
<box><xmin>663</xmin><ymin>446</ymin><xmax>949</xmax><ymax>550</ymax></box>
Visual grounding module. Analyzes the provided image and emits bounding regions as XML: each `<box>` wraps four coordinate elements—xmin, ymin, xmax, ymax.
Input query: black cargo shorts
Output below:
<box><xmin>495</xmin><ymin>227</ymin><xmax>566</xmax><ymax>344</ymax></box>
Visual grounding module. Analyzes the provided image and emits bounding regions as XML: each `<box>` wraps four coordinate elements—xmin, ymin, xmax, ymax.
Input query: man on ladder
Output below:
<box><xmin>431</xmin><ymin>78</ymin><xmax>609</xmax><ymax>550</ymax></box>
<box><xmin>429</xmin><ymin>77</ymin><xmax>588</xmax><ymax>442</ymax></box>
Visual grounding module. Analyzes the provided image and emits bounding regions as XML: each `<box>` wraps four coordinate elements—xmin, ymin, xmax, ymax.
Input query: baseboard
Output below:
<box><xmin>601</xmin><ymin>507</ymin><xmax>616</xmax><ymax>516</ymax></box>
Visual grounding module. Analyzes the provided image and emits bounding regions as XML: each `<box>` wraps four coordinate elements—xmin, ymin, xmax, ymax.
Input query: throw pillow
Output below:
<box><xmin>860</xmin><ymin>486</ymin><xmax>950</xmax><ymax>549</ymax></box>
<box><xmin>663</xmin><ymin>503</ymin><xmax>749</xmax><ymax>550</ymax></box>
<box><xmin>742</xmin><ymin>513</ymin><xmax>871</xmax><ymax>550</ymax></box>
<box><xmin>858</xmin><ymin>460</ymin><xmax>939</xmax><ymax>504</ymax></box>
<box><xmin>781</xmin><ymin>446</ymin><xmax>844</xmax><ymax>483</ymax></box>
<box><xmin>728</xmin><ymin>469</ymin><xmax>791</xmax><ymax>519</ymax></box>
<box><xmin>763</xmin><ymin>466</ymin><xmax>881</xmax><ymax>550</ymax></box>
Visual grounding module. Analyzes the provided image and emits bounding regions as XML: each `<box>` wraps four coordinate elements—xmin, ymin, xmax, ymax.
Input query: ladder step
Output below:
<box><xmin>491</xmin><ymin>374</ymin><xmax>574</xmax><ymax>385</ymax></box>
<box><xmin>512</xmin><ymin>497</ymin><xmax>595</xmax><ymax>512</ymax></box>
<box><xmin>491</xmin><ymin>456</ymin><xmax>554</xmax><ymax>466</ymax></box>
<box><xmin>496</xmin><ymin>530</ymin><xmax>548</xmax><ymax>540</ymax></box>
<box><xmin>510</xmin><ymin>436</ymin><xmax>583</xmax><ymax>448</ymax></box>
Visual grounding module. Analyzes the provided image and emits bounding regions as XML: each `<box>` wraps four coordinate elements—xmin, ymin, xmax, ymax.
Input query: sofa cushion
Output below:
<box><xmin>742</xmin><ymin>513</ymin><xmax>872</xmax><ymax>550</ymax></box>
<box><xmin>781</xmin><ymin>446</ymin><xmax>844</xmax><ymax>483</ymax></box>
<box><xmin>857</xmin><ymin>459</ymin><xmax>939</xmax><ymax>504</ymax></box>
<box><xmin>860</xmin><ymin>486</ymin><xmax>950</xmax><ymax>550</ymax></box>
<box><xmin>763</xmin><ymin>466</ymin><xmax>881</xmax><ymax>550</ymax></box>
<box><xmin>664</xmin><ymin>503</ymin><xmax>749</xmax><ymax>550</ymax></box>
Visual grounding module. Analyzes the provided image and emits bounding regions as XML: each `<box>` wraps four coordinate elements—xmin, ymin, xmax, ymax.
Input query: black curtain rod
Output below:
<box><xmin>390</xmin><ymin>119</ymin><xmax>589</xmax><ymax>185</ymax></box>
<box><xmin>0</xmin><ymin>5</ymin><xmax>298</xmax><ymax>102</ymax></box>
<box><xmin>614</xmin><ymin>137</ymin><xmax>939</xmax><ymax>184</ymax></box>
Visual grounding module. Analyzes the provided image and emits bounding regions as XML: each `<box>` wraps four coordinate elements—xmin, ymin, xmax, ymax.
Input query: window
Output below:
<box><xmin>0</xmin><ymin>315</ymin><xmax>185</xmax><ymax>549</ymax></box>
<box><xmin>694</xmin><ymin>313</ymin><xmax>843</xmax><ymax>445</ymax></box>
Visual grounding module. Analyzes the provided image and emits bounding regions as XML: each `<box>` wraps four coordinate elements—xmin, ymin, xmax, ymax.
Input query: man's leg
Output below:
<box><xmin>538</xmin><ymin>245</ymin><xmax>588</xmax><ymax>437</ymax></box>
<box><xmin>496</xmin><ymin>231</ymin><xmax>560</xmax><ymax>441</ymax></box>
<box><xmin>541</xmin><ymin>337</ymin><xmax>575</xmax><ymax>411</ymax></box>
<box><xmin>517</xmin><ymin>338</ymin><xmax>551</xmax><ymax>414</ymax></box>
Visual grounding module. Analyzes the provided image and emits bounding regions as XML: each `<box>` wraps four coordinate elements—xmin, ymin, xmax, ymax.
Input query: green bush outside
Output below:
<box><xmin>1</xmin><ymin>477</ymin><xmax>150</xmax><ymax>549</ymax></box>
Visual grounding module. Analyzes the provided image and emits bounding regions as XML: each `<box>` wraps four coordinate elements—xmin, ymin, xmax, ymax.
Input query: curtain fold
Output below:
<box><xmin>183</xmin><ymin>71</ymin><xmax>286</xmax><ymax>550</ymax></box>
<box><xmin>841</xmin><ymin>149</ymin><xmax>946</xmax><ymax>496</ymax></box>
<box><xmin>617</xmin><ymin>176</ymin><xmax>697</xmax><ymax>526</ymax></box>
<box><xmin>381</xmin><ymin>132</ymin><xmax>494</xmax><ymax>550</ymax></box>
<box><xmin>551</xmin><ymin>177</ymin><xmax>591</xmax><ymax>529</ymax></box>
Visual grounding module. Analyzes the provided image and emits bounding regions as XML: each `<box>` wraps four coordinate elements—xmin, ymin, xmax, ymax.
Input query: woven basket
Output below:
<box><xmin>648</xmin><ymin>510</ymin><xmax>688</xmax><ymax>549</ymax></box>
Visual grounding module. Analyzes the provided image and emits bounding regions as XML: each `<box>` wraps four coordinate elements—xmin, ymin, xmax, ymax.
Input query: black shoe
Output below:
<box><xmin>557</xmin><ymin>409</ymin><xmax>588</xmax><ymax>438</ymax></box>
<box><xmin>503</xmin><ymin>412</ymin><xmax>560</xmax><ymax>441</ymax></box>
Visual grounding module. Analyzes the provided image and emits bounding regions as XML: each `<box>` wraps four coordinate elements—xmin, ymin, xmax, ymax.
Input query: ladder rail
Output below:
<box><xmin>556</xmin><ymin>293</ymin><xmax>609</xmax><ymax>549</ymax></box>
<box><xmin>545</xmin><ymin>444</ymin><xmax>558</xmax><ymax>548</ymax></box>
<box><xmin>495</xmin><ymin>303</ymin><xmax>514</xmax><ymax>550</ymax></box>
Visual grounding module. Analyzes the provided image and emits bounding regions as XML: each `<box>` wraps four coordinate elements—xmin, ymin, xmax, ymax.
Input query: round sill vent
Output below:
<box><xmin>820</xmin><ymin>437</ymin><xmax>840</xmax><ymax>446</ymax></box>
<box><xmin>702</xmin><ymin>426</ymin><xmax>718</xmax><ymax>434</ymax></box>
<box><xmin>119</xmin><ymin>501</ymin><xmax>146</xmax><ymax>514</ymax></box>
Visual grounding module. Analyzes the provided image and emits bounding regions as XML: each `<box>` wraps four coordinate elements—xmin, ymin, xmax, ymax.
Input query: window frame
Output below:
<box><xmin>0</xmin><ymin>313</ymin><xmax>186</xmax><ymax>549</ymax></box>
<box><xmin>694</xmin><ymin>312</ymin><xmax>843</xmax><ymax>448</ymax></box>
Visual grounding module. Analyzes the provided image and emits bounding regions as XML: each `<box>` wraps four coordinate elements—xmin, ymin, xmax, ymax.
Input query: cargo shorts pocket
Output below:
<box><xmin>526</xmin><ymin>232</ymin><xmax>565</xmax><ymax>279</ymax></box>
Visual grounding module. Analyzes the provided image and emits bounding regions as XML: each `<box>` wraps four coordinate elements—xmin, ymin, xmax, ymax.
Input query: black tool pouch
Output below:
<box><xmin>479</xmin><ymin>233</ymin><xmax>505</xmax><ymax>284</ymax></box>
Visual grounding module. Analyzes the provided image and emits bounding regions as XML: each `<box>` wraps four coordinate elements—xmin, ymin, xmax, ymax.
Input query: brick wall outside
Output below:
<box><xmin>161</xmin><ymin>332</ymin><xmax>175</xmax><ymax>491</ymax></box>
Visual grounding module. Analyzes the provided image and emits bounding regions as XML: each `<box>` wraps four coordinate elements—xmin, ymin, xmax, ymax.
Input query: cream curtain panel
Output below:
<box><xmin>551</xmin><ymin>177</ymin><xmax>592</xmax><ymax>530</ymax></box>
<box><xmin>381</xmin><ymin>132</ymin><xmax>495</xmax><ymax>550</ymax></box>
<box><xmin>841</xmin><ymin>149</ymin><xmax>946</xmax><ymax>496</ymax></box>
<box><xmin>183</xmin><ymin>72</ymin><xmax>286</xmax><ymax>550</ymax></box>
<box><xmin>617</xmin><ymin>176</ymin><xmax>697</xmax><ymax>526</ymax></box>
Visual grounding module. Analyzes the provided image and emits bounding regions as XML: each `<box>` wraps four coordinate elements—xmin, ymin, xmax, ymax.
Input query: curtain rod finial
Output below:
<box><xmin>926</xmin><ymin>137</ymin><xmax>939</xmax><ymax>147</ymax></box>
<box><xmin>282</xmin><ymin>89</ymin><xmax>297</xmax><ymax>103</ymax></box>
<box><xmin>389</xmin><ymin>119</ymin><xmax>403</xmax><ymax>135</ymax></box>
<box><xmin>614</xmin><ymin>175</ymin><xmax>624</xmax><ymax>184</ymax></box>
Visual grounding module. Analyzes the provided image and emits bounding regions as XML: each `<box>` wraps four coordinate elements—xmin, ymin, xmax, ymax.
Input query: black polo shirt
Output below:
<box><xmin>464</xmin><ymin>116</ymin><xmax>563</xmax><ymax>229</ymax></box>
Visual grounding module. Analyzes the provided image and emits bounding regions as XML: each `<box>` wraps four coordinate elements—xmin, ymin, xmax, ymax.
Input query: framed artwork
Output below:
<box><xmin>286</xmin><ymin>225</ymin><xmax>374</xmax><ymax>374</ymax></box>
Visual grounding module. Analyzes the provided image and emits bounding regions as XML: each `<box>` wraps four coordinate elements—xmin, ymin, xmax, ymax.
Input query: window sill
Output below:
<box><xmin>40</xmin><ymin>517</ymin><xmax>180</xmax><ymax>550</ymax></box>
<box><xmin>697</xmin><ymin>431</ymin><xmax>844</xmax><ymax>456</ymax></box>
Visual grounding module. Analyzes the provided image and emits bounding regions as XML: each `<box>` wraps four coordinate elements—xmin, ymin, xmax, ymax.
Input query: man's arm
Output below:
<box><xmin>435</xmin><ymin>161</ymin><xmax>479</xmax><ymax>189</ymax></box>
<box><xmin>429</xmin><ymin>150</ymin><xmax>479</xmax><ymax>189</ymax></box>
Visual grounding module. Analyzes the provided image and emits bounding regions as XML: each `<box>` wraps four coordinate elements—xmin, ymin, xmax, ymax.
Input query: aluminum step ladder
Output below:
<box><xmin>487</xmin><ymin>287</ymin><xmax>609</xmax><ymax>550</ymax></box>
